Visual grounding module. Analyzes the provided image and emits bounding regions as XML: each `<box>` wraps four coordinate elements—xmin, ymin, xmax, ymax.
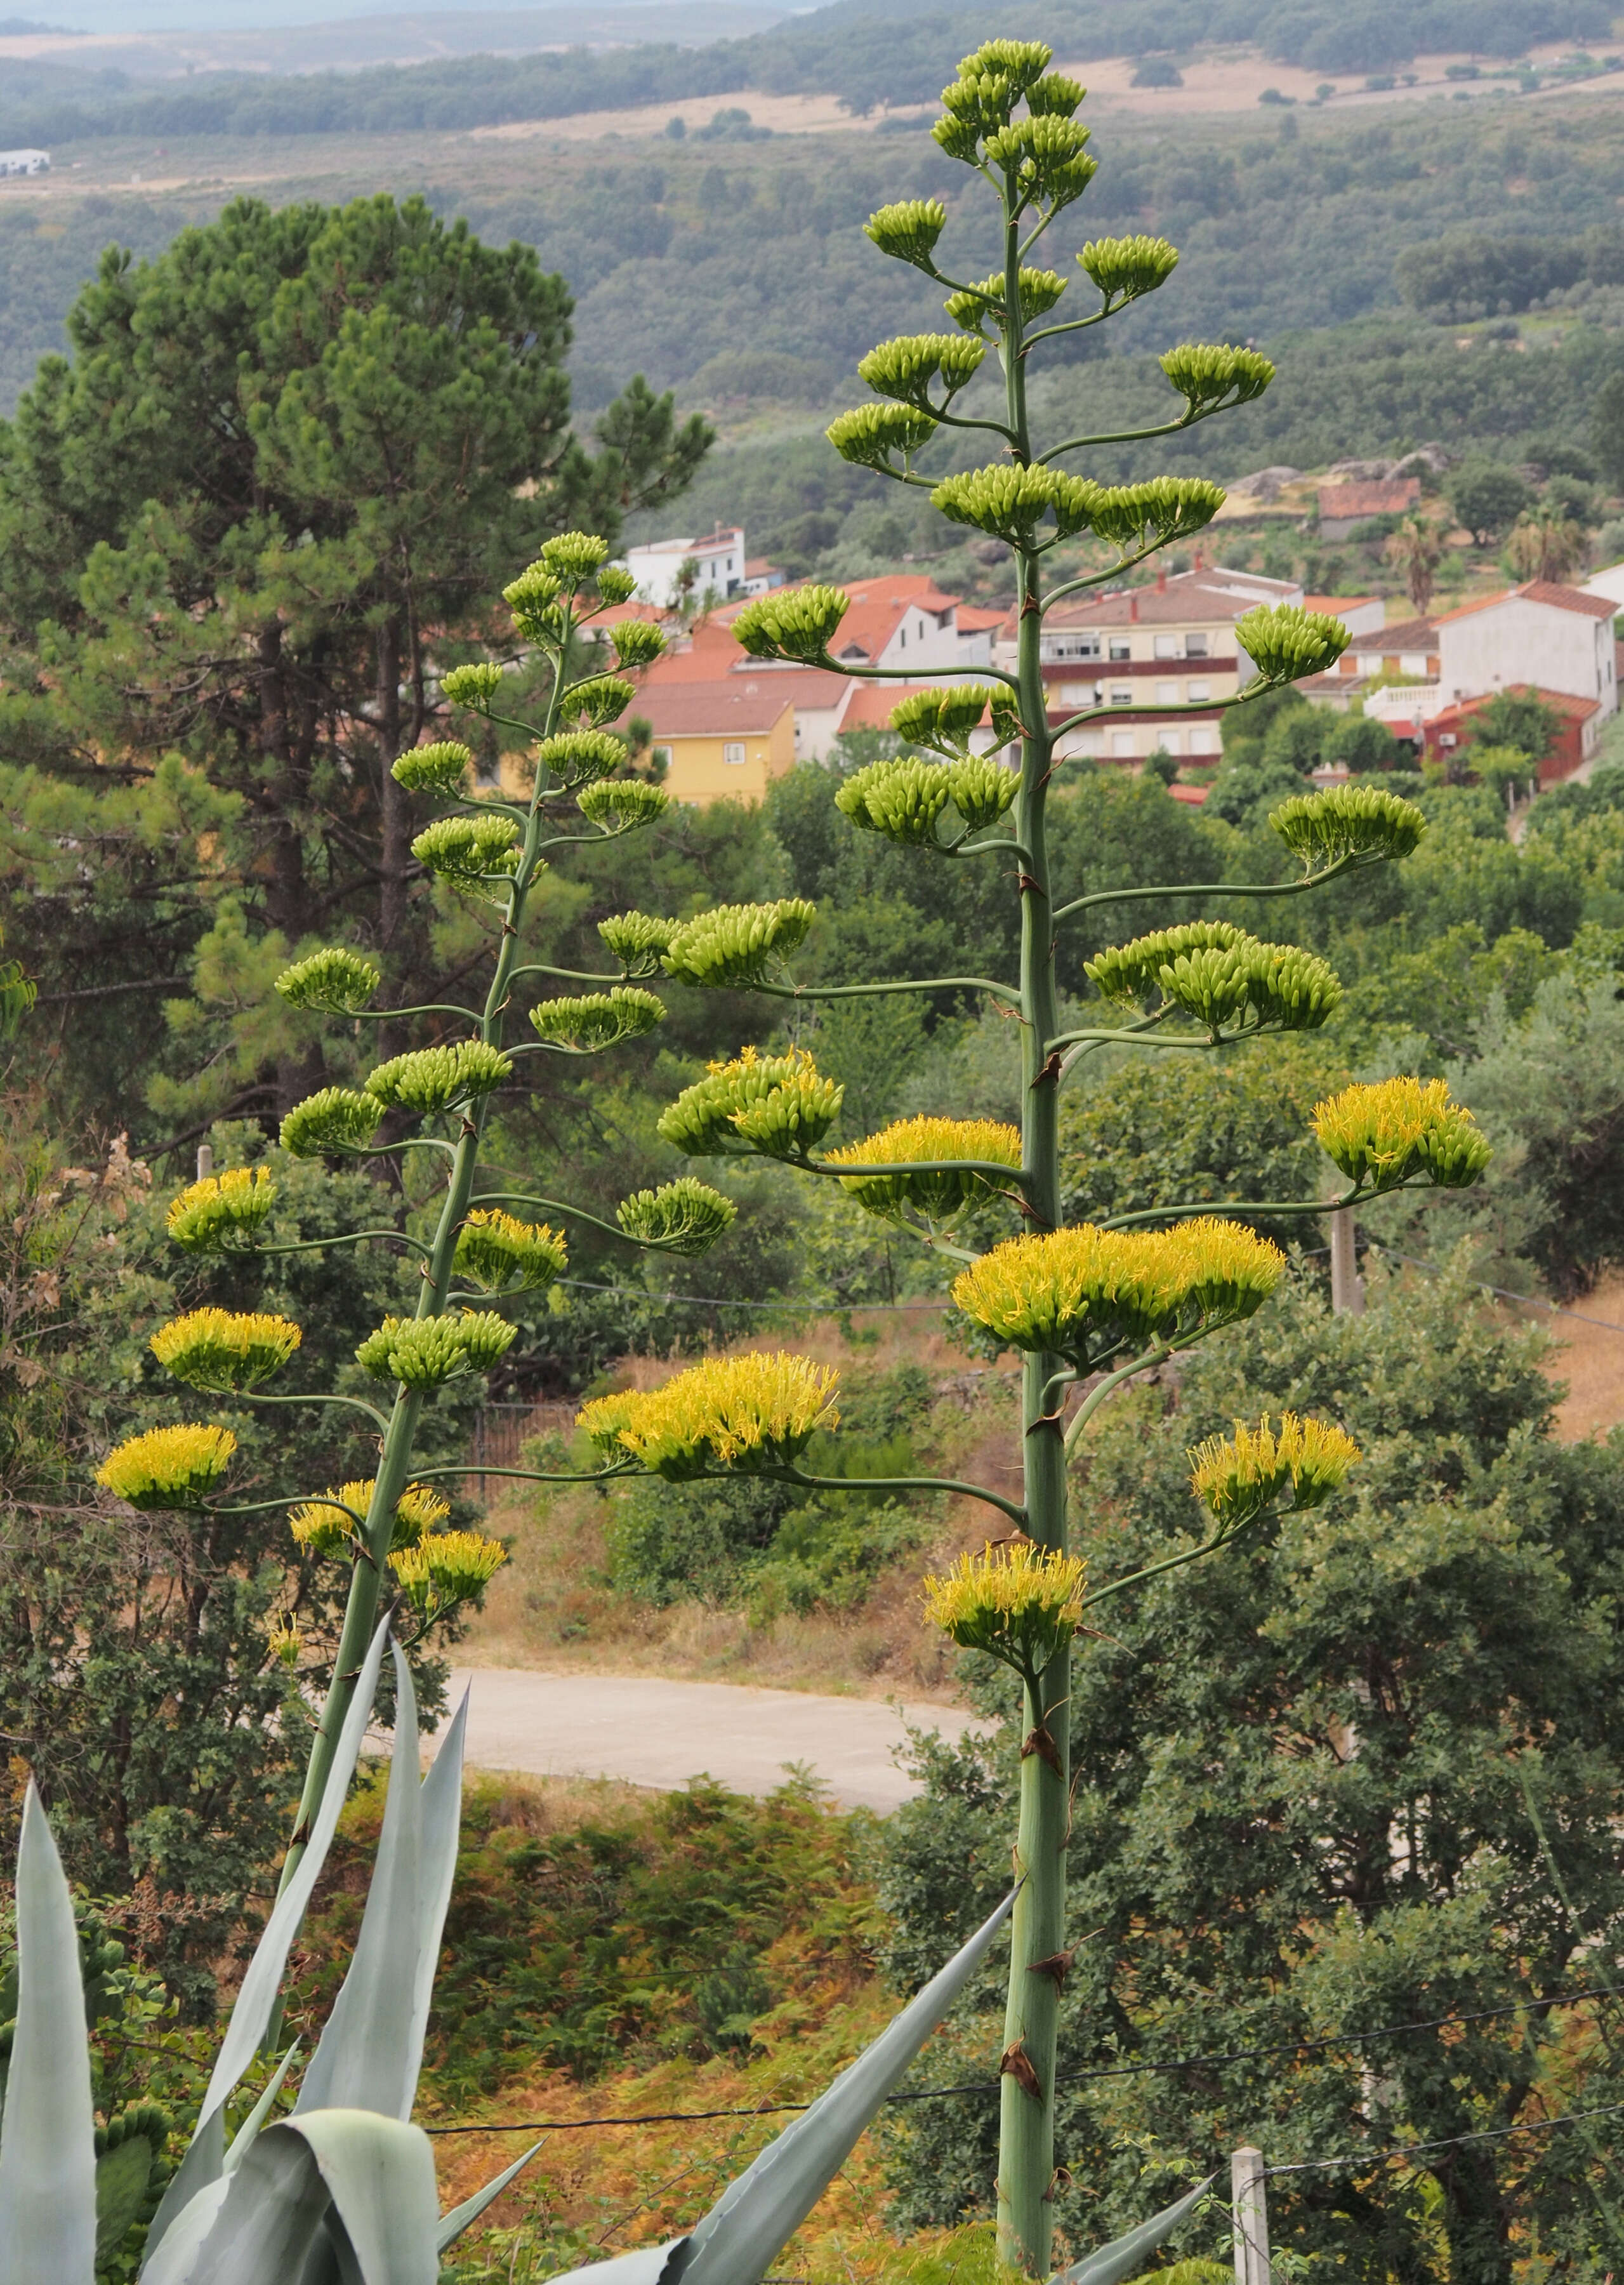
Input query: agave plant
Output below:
<box><xmin>0</xmin><ymin>1627</ymin><xmax>1211</xmax><ymax>2284</ymax></box>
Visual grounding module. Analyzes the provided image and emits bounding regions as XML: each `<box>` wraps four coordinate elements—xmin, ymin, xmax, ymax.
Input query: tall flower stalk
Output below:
<box><xmin>93</xmin><ymin>53</ymin><xmax>1495</xmax><ymax>2276</ymax></box>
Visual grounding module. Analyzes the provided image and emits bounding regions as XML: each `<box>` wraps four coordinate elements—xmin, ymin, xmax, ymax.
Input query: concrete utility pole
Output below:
<box><xmin>195</xmin><ymin>1141</ymin><xmax>214</xmax><ymax>1184</ymax></box>
<box><xmin>1328</xmin><ymin>1204</ymin><xmax>1364</xmax><ymax>1315</ymax></box>
<box><xmin>1232</xmin><ymin>2145</ymin><xmax>1271</xmax><ymax>2285</ymax></box>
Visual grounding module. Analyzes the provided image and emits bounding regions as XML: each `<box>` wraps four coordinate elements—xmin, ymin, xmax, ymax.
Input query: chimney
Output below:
<box><xmin>1193</xmin><ymin>544</ymin><xmax>1206</xmax><ymax>571</ymax></box>
<box><xmin>1129</xmin><ymin>593</ymin><xmax>1139</xmax><ymax>623</ymax></box>
<box><xmin>1156</xmin><ymin>563</ymin><xmax>1168</xmax><ymax>593</ymax></box>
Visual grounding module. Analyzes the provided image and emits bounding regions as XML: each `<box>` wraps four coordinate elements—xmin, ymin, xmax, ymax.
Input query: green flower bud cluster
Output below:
<box><xmin>275</xmin><ymin>947</ymin><xmax>381</xmax><ymax>1014</ymax></box>
<box><xmin>661</xmin><ymin>898</ymin><xmax>817</xmax><ymax>987</ymax></box>
<box><xmin>529</xmin><ymin>986</ymin><xmax>665</xmax><ymax>1052</ymax></box>
<box><xmin>1160</xmin><ymin>343</ymin><xmax>1276</xmax><ymax>415</ymax></box>
<box><xmin>597</xmin><ymin>566</ymin><xmax>638</xmax><ymax>606</ymax></box>
<box><xmin>1234</xmin><ymin>603</ymin><xmax>1352</xmax><ymax>684</ymax></box>
<box><xmin>611</xmin><ymin>620</ymin><xmax>668</xmax><ymax>670</ymax></box>
<box><xmin>1086</xmin><ymin>478</ymin><xmax>1227</xmax><ymax>555</ymax></box>
<box><xmin>355</xmin><ymin>1310</ymin><xmax>517</xmax><ymax>1387</ymax></box>
<box><xmin>503</xmin><ymin>563</ymin><xmax>564</xmax><ymax>639</ymax></box>
<box><xmin>944</xmin><ymin>268</ymin><xmax>1066</xmax><ymax>334</ymax></box>
<box><xmin>440</xmin><ymin>663</ymin><xmax>505</xmax><ymax>712</ymax></box>
<box><xmin>658</xmin><ymin>1046</ymin><xmax>844</xmax><ymax>1159</ymax></box>
<box><xmin>826</xmin><ymin>404</ymin><xmax>940</xmax><ymax>472</ymax></box>
<box><xmin>541</xmin><ymin>531</ymin><xmax>611</xmax><ymax>578</ymax></box>
<box><xmin>1156</xmin><ymin>940</ymin><xmax>1340</xmax><ymax>1035</ymax></box>
<box><xmin>391</xmin><ymin>741</ymin><xmax>475</xmax><ymax>795</ymax></box>
<box><xmin>536</xmin><ymin>729</ymin><xmax>626</xmax><ymax>789</ymax></box>
<box><xmin>863</xmin><ymin>197</ymin><xmax>947</xmax><ymax>268</ymax></box>
<box><xmin>836</xmin><ymin>755</ymin><xmax>1019</xmax><ymax>844</ymax></box>
<box><xmin>280</xmin><ymin>1087</ymin><xmax>383</xmax><ymax>1156</ymax></box>
<box><xmin>560</xmin><ymin>674</ymin><xmax>635</xmax><ymax>730</ymax></box>
<box><xmin>982</xmin><ymin>114</ymin><xmax>1097</xmax><ymax>210</ymax></box>
<box><xmin>931</xmin><ymin>464</ymin><xmax>1100</xmax><ymax>545</ymax></box>
<box><xmin>577</xmin><ymin>779</ymin><xmax>670</xmax><ymax>833</ymax></box>
<box><xmin>733</xmin><ymin>585</ymin><xmax>850</xmax><ymax>661</ymax></box>
<box><xmin>1270</xmin><ymin>784</ymin><xmax>1427</xmax><ymax>869</ymax></box>
<box><xmin>366</xmin><ymin>1038</ymin><xmax>513</xmax><ymax>1113</ymax></box>
<box><xmin>412</xmin><ymin>814</ymin><xmax>520</xmax><ymax>902</ymax></box>
<box><xmin>933</xmin><ymin>39</ymin><xmax>1057</xmax><ymax>160</ymax></box>
<box><xmin>1087</xmin><ymin>921</ymin><xmax>1249</xmax><ymax>1006</ymax></box>
<box><xmin>615</xmin><ymin>1176</ymin><xmax>738</xmax><ymax>1255</ymax></box>
<box><xmin>454</xmin><ymin>1209</ymin><xmax>568</xmax><ymax>1293</ymax></box>
<box><xmin>599</xmin><ymin>910</ymin><xmax>679</xmax><ymax>976</ymax></box>
<box><xmin>858</xmin><ymin>333</ymin><xmax>987</xmax><ymax>407</ymax></box>
<box><xmin>1078</xmin><ymin>235</ymin><xmax>1180</xmax><ymax>305</ymax></box>
<box><xmin>166</xmin><ymin>1164</ymin><xmax>276</xmax><ymax>1252</ymax></box>
<box><xmin>889</xmin><ymin>684</ymin><xmax>1022</xmax><ymax>755</ymax></box>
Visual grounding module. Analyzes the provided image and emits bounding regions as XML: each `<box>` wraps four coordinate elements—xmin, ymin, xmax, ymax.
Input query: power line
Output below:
<box><xmin>1362</xmin><ymin>1243</ymin><xmax>1624</xmax><ymax>1336</ymax></box>
<box><xmin>420</xmin><ymin>1980</ymin><xmax>1624</xmax><ymax>2137</ymax></box>
<box><xmin>1263</xmin><ymin>2100</ymin><xmax>1624</xmax><ymax>2179</ymax></box>
<box><xmin>557</xmin><ymin>1277</ymin><xmax>949</xmax><ymax>1314</ymax></box>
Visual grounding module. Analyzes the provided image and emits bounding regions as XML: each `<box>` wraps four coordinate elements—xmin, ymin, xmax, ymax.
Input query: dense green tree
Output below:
<box><xmin>880</xmin><ymin>1261</ymin><xmax>1624</xmax><ymax>2285</ymax></box>
<box><xmin>0</xmin><ymin>192</ymin><xmax>708</xmax><ymax>1138</ymax></box>
<box><xmin>1448</xmin><ymin>461</ymin><xmax>1535</xmax><ymax>548</ymax></box>
<box><xmin>1592</xmin><ymin>366</ymin><xmax>1624</xmax><ymax>496</ymax></box>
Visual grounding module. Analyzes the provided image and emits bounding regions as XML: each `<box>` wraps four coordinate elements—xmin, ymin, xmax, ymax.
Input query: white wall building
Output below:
<box><xmin>1436</xmin><ymin>582</ymin><xmax>1618</xmax><ymax>716</ymax></box>
<box><xmin>0</xmin><ymin>150</ymin><xmax>50</xmax><ymax>177</ymax></box>
<box><xmin>623</xmin><ymin>526</ymin><xmax>747</xmax><ymax>607</ymax></box>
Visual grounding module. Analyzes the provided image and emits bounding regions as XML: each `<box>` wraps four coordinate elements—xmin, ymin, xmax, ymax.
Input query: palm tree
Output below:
<box><xmin>1507</xmin><ymin>501</ymin><xmax>1586</xmax><ymax>583</ymax></box>
<box><xmin>1383</xmin><ymin>514</ymin><xmax>1444</xmax><ymax>611</ymax></box>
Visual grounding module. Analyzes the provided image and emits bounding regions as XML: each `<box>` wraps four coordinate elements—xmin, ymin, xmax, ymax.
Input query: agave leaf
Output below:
<box><xmin>0</xmin><ymin>1784</ymin><xmax>98</xmax><ymax>2285</ymax></box>
<box><xmin>224</xmin><ymin>2046</ymin><xmax>300</xmax><ymax>2175</ymax></box>
<box><xmin>410</xmin><ymin>1685</ymin><xmax>468</xmax><ymax>2098</ymax></box>
<box><xmin>436</xmin><ymin>2138</ymin><xmax>543</xmax><ymax>2254</ymax></box>
<box><xmin>147</xmin><ymin>1617</ymin><xmax>391</xmax><ymax>2262</ymax></box>
<box><xmin>1050</xmin><ymin>2176</ymin><xmax>1216</xmax><ymax>2285</ymax></box>
<box><xmin>298</xmin><ymin>1646</ymin><xmax>424</xmax><ymax>2117</ymax></box>
<box><xmin>679</xmin><ymin>1889</ymin><xmax>1015</xmax><ymax>2285</ymax></box>
<box><xmin>98</xmin><ymin>2134</ymin><xmax>164</xmax><ymax>2263</ymax></box>
<box><xmin>551</xmin><ymin>2241</ymin><xmax>694</xmax><ymax>2285</ymax></box>
<box><xmin>140</xmin><ymin>2110</ymin><xmax>439</xmax><ymax>2285</ymax></box>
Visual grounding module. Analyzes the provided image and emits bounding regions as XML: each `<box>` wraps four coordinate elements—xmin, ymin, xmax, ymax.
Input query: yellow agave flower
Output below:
<box><xmin>165</xmin><ymin>1165</ymin><xmax>275</xmax><ymax>1253</ymax></box>
<box><xmin>1312</xmin><ymin>1077</ymin><xmax>1490</xmax><ymax>1193</ymax></box>
<box><xmin>391</xmin><ymin>1530</ymin><xmax>508</xmax><ymax>1613</ymax></box>
<box><xmin>826</xmin><ymin>1114</ymin><xmax>1021</xmax><ymax>1219</ymax></box>
<box><xmin>96</xmin><ymin>1422</ymin><xmax>237</xmax><ymax>1509</ymax></box>
<box><xmin>951</xmin><ymin>1219</ymin><xmax>1284</xmax><ymax>1356</ymax></box>
<box><xmin>921</xmin><ymin>1540</ymin><xmax>1086</xmax><ymax>1678</ymax></box>
<box><xmin>577</xmin><ymin>1352</ymin><xmax>840</xmax><ymax>1480</ymax></box>
<box><xmin>150</xmin><ymin>1308</ymin><xmax>301</xmax><ymax>1393</ymax></box>
<box><xmin>1188</xmin><ymin>1412</ymin><xmax>1361</xmax><ymax>1532</ymax></box>
<box><xmin>289</xmin><ymin>1479</ymin><xmax>452</xmax><ymax>1561</ymax></box>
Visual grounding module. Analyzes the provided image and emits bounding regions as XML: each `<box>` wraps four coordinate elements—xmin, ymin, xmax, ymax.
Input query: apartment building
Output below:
<box><xmin>993</xmin><ymin>564</ymin><xmax>1303</xmax><ymax>763</ymax></box>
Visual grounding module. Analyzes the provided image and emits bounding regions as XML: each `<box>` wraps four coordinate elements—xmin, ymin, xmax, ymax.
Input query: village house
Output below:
<box><xmin>620</xmin><ymin>526</ymin><xmax>784</xmax><ymax>607</ymax></box>
<box><xmin>1316</xmin><ymin>475</ymin><xmax>1421</xmax><ymax>540</ymax></box>
<box><xmin>1357</xmin><ymin>581</ymin><xmax>1619</xmax><ymax>765</ymax></box>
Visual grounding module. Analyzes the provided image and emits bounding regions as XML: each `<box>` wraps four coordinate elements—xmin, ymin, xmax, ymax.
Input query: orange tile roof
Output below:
<box><xmin>1350</xmin><ymin>617</ymin><xmax>1437</xmax><ymax>651</ymax></box>
<box><xmin>832</xmin><ymin>576</ymin><xmax>961</xmax><ymax>662</ymax></box>
<box><xmin>838</xmin><ymin>679</ymin><xmax>968</xmax><ymax>727</ymax></box>
<box><xmin>1305</xmin><ymin>594</ymin><xmax>1379</xmax><ymax>611</ymax></box>
<box><xmin>1427</xmin><ymin>685</ymin><xmax>1600</xmax><ymax>727</ymax></box>
<box><xmin>640</xmin><ymin>680</ymin><xmax>795</xmax><ymax>736</ymax></box>
<box><xmin>955</xmin><ymin>604</ymin><xmax>1008</xmax><ymax>632</ymax></box>
<box><xmin>1435</xmin><ymin>581</ymin><xmax>1618</xmax><ymax>625</ymax></box>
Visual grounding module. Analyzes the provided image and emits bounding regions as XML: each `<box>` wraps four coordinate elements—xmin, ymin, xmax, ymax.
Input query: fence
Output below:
<box><xmin>466</xmin><ymin>1399</ymin><xmax>579</xmax><ymax>1500</ymax></box>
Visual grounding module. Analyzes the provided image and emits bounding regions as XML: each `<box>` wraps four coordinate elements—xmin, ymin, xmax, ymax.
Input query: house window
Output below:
<box><xmin>899</xmin><ymin>627</ymin><xmax>906</xmax><ymax>647</ymax></box>
<box><xmin>1075</xmin><ymin>729</ymin><xmax>1104</xmax><ymax>755</ymax></box>
<box><xmin>1189</xmin><ymin>727</ymin><xmax>1216</xmax><ymax>755</ymax></box>
<box><xmin>723</xmin><ymin>741</ymin><xmax>746</xmax><ymax>766</ymax></box>
<box><xmin>1187</xmin><ymin>680</ymin><xmax>1211</xmax><ymax>702</ymax></box>
<box><xmin>1111</xmin><ymin>731</ymin><xmax>1135</xmax><ymax>757</ymax></box>
<box><xmin>1154</xmin><ymin>635</ymin><xmax>1178</xmax><ymax>659</ymax></box>
<box><xmin>1159</xmin><ymin>731</ymin><xmax>1182</xmax><ymax>754</ymax></box>
<box><xmin>1059</xmin><ymin>680</ymin><xmax>1099</xmax><ymax>704</ymax></box>
<box><xmin>1155</xmin><ymin>680</ymin><xmax>1178</xmax><ymax>705</ymax></box>
<box><xmin>1109</xmin><ymin>686</ymin><xmax>1133</xmax><ymax>706</ymax></box>
<box><xmin>1185</xmin><ymin>633</ymin><xmax>1209</xmax><ymax>658</ymax></box>
<box><xmin>1051</xmin><ymin>633</ymin><xmax>1102</xmax><ymax>661</ymax></box>
<box><xmin>1109</xmin><ymin>639</ymin><xmax>1132</xmax><ymax>661</ymax></box>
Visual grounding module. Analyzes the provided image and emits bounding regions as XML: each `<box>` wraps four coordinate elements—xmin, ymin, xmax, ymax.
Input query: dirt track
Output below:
<box><xmin>435</xmin><ymin>1667</ymin><xmax>991</xmax><ymax>1811</ymax></box>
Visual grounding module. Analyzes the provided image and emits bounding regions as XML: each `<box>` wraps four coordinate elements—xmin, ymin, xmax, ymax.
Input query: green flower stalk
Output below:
<box><xmin>621</xmin><ymin>55</ymin><xmax>1491</xmax><ymax>2267</ymax></box>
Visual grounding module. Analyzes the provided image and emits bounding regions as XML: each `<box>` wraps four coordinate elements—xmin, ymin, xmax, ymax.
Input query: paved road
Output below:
<box><xmin>437</xmin><ymin>1668</ymin><xmax>989</xmax><ymax>1813</ymax></box>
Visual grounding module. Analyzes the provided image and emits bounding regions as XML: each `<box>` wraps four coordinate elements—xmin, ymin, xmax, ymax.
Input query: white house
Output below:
<box><xmin>0</xmin><ymin>150</ymin><xmax>50</xmax><ymax>178</ymax></box>
<box><xmin>623</xmin><ymin>526</ymin><xmax>748</xmax><ymax>607</ymax></box>
<box><xmin>1583</xmin><ymin>562</ymin><xmax>1624</xmax><ymax>611</ymax></box>
<box><xmin>1436</xmin><ymin>582</ymin><xmax>1617</xmax><ymax>715</ymax></box>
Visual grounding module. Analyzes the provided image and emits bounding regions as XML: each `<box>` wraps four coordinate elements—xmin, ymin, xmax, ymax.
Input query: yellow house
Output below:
<box><xmin>642</xmin><ymin>682</ymin><xmax>796</xmax><ymax>805</ymax></box>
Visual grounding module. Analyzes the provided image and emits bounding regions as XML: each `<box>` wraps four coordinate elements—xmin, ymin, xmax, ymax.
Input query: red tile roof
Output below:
<box><xmin>832</xmin><ymin>576</ymin><xmax>962</xmax><ymax>663</ymax></box>
<box><xmin>1427</xmin><ymin>686</ymin><xmax>1600</xmax><ymax>727</ymax></box>
<box><xmin>641</xmin><ymin>681</ymin><xmax>795</xmax><ymax>736</ymax></box>
<box><xmin>1350</xmin><ymin>617</ymin><xmax>1437</xmax><ymax>651</ymax></box>
<box><xmin>1168</xmin><ymin>782</ymin><xmax>1209</xmax><ymax>805</ymax></box>
<box><xmin>955</xmin><ymin>604</ymin><xmax>1008</xmax><ymax>632</ymax></box>
<box><xmin>1317</xmin><ymin>479</ymin><xmax>1420</xmax><ymax>517</ymax></box>
<box><xmin>1305</xmin><ymin>593</ymin><xmax>1379</xmax><ymax>611</ymax></box>
<box><xmin>1436</xmin><ymin>581</ymin><xmax>1618</xmax><ymax>625</ymax></box>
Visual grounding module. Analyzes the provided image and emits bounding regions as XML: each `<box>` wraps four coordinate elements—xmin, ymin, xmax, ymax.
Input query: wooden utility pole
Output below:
<box><xmin>1328</xmin><ymin>1204</ymin><xmax>1364</xmax><ymax>1315</ymax></box>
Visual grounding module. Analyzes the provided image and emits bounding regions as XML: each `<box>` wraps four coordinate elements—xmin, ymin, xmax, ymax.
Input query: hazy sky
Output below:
<box><xmin>31</xmin><ymin>0</ymin><xmax>700</xmax><ymax>29</ymax></box>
